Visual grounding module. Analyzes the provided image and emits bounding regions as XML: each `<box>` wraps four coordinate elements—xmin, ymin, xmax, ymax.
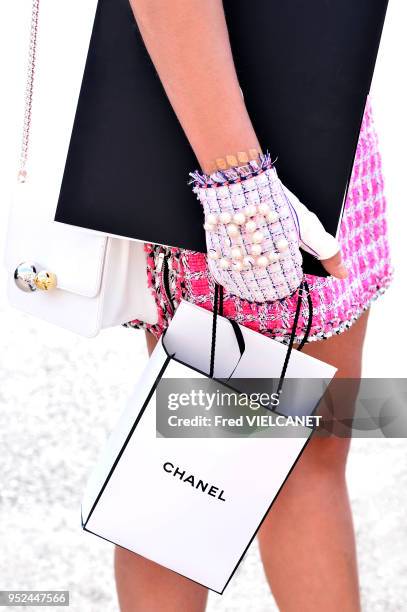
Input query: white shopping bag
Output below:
<box><xmin>81</xmin><ymin>300</ymin><xmax>336</xmax><ymax>593</ymax></box>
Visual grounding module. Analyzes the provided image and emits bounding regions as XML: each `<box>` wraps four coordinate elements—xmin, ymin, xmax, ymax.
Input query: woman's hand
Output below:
<box><xmin>191</xmin><ymin>159</ymin><xmax>348</xmax><ymax>303</ymax></box>
<box><xmin>281</xmin><ymin>185</ymin><xmax>348</xmax><ymax>279</ymax></box>
<box><xmin>321</xmin><ymin>252</ymin><xmax>348</xmax><ymax>279</ymax></box>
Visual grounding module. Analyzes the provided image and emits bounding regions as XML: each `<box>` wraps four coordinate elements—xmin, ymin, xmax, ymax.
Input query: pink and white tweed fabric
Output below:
<box><xmin>126</xmin><ymin>97</ymin><xmax>393</xmax><ymax>343</ymax></box>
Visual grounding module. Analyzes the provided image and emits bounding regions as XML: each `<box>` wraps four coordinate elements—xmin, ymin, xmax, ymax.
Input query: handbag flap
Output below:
<box><xmin>6</xmin><ymin>184</ymin><xmax>107</xmax><ymax>299</ymax></box>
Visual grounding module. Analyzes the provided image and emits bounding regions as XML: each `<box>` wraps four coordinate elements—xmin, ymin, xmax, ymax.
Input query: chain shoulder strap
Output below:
<box><xmin>18</xmin><ymin>0</ymin><xmax>40</xmax><ymax>183</ymax></box>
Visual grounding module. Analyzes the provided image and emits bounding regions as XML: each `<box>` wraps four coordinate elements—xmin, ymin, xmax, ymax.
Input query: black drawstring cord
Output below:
<box><xmin>277</xmin><ymin>279</ymin><xmax>313</xmax><ymax>395</ymax></box>
<box><xmin>219</xmin><ymin>282</ymin><xmax>224</xmax><ymax>317</ymax></box>
<box><xmin>210</xmin><ymin>283</ymin><xmax>245</xmax><ymax>378</ymax></box>
<box><xmin>209</xmin><ymin>283</ymin><xmax>220</xmax><ymax>378</ymax></box>
<box><xmin>297</xmin><ymin>280</ymin><xmax>313</xmax><ymax>352</ymax></box>
<box><xmin>210</xmin><ymin>279</ymin><xmax>313</xmax><ymax>387</ymax></box>
<box><xmin>277</xmin><ymin>281</ymin><xmax>304</xmax><ymax>395</ymax></box>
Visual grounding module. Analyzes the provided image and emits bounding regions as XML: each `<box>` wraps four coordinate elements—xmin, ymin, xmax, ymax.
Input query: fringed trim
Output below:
<box><xmin>188</xmin><ymin>151</ymin><xmax>274</xmax><ymax>190</ymax></box>
<box><xmin>266</xmin><ymin>280</ymin><xmax>393</xmax><ymax>345</ymax></box>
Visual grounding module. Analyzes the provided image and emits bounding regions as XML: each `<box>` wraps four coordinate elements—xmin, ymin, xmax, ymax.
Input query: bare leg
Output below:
<box><xmin>114</xmin><ymin>331</ymin><xmax>208</xmax><ymax>612</ymax></box>
<box><xmin>114</xmin><ymin>549</ymin><xmax>208</xmax><ymax>612</ymax></box>
<box><xmin>116</xmin><ymin>2</ymin><xmax>353</xmax><ymax>607</ymax></box>
<box><xmin>258</xmin><ymin>310</ymin><xmax>369</xmax><ymax>612</ymax></box>
<box><xmin>145</xmin><ymin>330</ymin><xmax>158</xmax><ymax>356</ymax></box>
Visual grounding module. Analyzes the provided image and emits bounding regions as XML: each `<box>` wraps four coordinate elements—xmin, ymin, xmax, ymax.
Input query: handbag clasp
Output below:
<box><xmin>14</xmin><ymin>262</ymin><xmax>57</xmax><ymax>292</ymax></box>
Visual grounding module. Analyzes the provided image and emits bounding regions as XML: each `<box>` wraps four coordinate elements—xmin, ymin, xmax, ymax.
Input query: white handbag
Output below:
<box><xmin>4</xmin><ymin>0</ymin><xmax>158</xmax><ymax>337</ymax></box>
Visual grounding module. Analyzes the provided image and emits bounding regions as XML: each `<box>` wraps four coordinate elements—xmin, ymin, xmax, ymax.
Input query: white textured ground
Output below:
<box><xmin>0</xmin><ymin>295</ymin><xmax>406</xmax><ymax>612</ymax></box>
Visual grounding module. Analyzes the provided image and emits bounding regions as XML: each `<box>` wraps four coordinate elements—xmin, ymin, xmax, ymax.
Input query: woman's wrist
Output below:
<box><xmin>202</xmin><ymin>147</ymin><xmax>263</xmax><ymax>174</ymax></box>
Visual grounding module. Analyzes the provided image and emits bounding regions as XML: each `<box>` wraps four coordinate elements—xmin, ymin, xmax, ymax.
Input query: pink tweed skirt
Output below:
<box><xmin>126</xmin><ymin>97</ymin><xmax>393</xmax><ymax>343</ymax></box>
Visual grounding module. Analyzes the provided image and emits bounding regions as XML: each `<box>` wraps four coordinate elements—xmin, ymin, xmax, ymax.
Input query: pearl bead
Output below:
<box><xmin>276</xmin><ymin>238</ymin><xmax>289</xmax><ymax>252</ymax></box>
<box><xmin>233</xmin><ymin>212</ymin><xmax>246</xmax><ymax>225</ymax></box>
<box><xmin>232</xmin><ymin>260</ymin><xmax>244</xmax><ymax>272</ymax></box>
<box><xmin>252</xmin><ymin>230</ymin><xmax>264</xmax><ymax>244</ymax></box>
<box><xmin>227</xmin><ymin>223</ymin><xmax>239</xmax><ymax>237</ymax></box>
<box><xmin>268</xmin><ymin>251</ymin><xmax>280</xmax><ymax>263</ymax></box>
<box><xmin>231</xmin><ymin>246</ymin><xmax>243</xmax><ymax>260</ymax></box>
<box><xmin>208</xmin><ymin>249</ymin><xmax>219</xmax><ymax>260</ymax></box>
<box><xmin>245</xmin><ymin>204</ymin><xmax>257</xmax><ymax>218</ymax></box>
<box><xmin>203</xmin><ymin>223</ymin><xmax>215</xmax><ymax>232</ymax></box>
<box><xmin>245</xmin><ymin>220</ymin><xmax>257</xmax><ymax>233</ymax></box>
<box><xmin>243</xmin><ymin>255</ymin><xmax>254</xmax><ymax>268</ymax></box>
<box><xmin>266</xmin><ymin>210</ymin><xmax>279</xmax><ymax>224</ymax></box>
<box><xmin>256</xmin><ymin>256</ymin><xmax>269</xmax><ymax>268</ymax></box>
<box><xmin>207</xmin><ymin>213</ymin><xmax>218</xmax><ymax>226</ymax></box>
<box><xmin>219</xmin><ymin>212</ymin><xmax>232</xmax><ymax>224</ymax></box>
<box><xmin>258</xmin><ymin>202</ymin><xmax>270</xmax><ymax>215</ymax></box>
<box><xmin>219</xmin><ymin>258</ymin><xmax>230</xmax><ymax>270</ymax></box>
<box><xmin>251</xmin><ymin>244</ymin><xmax>262</xmax><ymax>256</ymax></box>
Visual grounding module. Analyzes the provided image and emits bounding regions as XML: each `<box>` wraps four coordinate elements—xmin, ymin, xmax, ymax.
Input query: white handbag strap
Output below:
<box><xmin>18</xmin><ymin>0</ymin><xmax>40</xmax><ymax>183</ymax></box>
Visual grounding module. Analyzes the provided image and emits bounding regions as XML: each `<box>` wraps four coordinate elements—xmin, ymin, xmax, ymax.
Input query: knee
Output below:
<box><xmin>295</xmin><ymin>435</ymin><xmax>351</xmax><ymax>480</ymax></box>
<box><xmin>294</xmin><ymin>377</ymin><xmax>361</xmax><ymax>479</ymax></box>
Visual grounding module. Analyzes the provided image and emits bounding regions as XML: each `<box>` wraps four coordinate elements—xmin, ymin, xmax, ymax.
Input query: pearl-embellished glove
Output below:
<box><xmin>189</xmin><ymin>153</ymin><xmax>340</xmax><ymax>303</ymax></box>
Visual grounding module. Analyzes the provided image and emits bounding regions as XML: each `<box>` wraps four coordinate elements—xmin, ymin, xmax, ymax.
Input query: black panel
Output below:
<box><xmin>55</xmin><ymin>0</ymin><xmax>388</xmax><ymax>276</ymax></box>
